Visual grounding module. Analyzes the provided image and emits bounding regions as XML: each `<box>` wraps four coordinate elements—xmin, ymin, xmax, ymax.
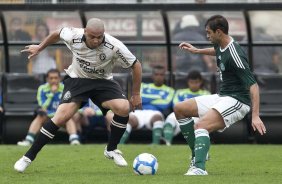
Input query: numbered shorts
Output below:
<box><xmin>131</xmin><ymin>109</ymin><xmax>164</xmax><ymax>130</ymax></box>
<box><xmin>195</xmin><ymin>94</ymin><xmax>250</xmax><ymax>131</ymax></box>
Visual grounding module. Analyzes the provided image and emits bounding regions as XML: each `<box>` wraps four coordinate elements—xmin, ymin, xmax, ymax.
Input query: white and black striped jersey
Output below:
<box><xmin>60</xmin><ymin>27</ymin><xmax>137</xmax><ymax>80</ymax></box>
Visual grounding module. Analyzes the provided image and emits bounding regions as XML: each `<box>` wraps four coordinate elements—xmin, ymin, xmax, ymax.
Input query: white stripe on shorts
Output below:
<box><xmin>221</xmin><ymin>101</ymin><xmax>243</xmax><ymax>118</ymax></box>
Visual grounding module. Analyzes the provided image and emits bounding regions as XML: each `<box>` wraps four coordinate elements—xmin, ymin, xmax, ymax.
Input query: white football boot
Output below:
<box><xmin>104</xmin><ymin>147</ymin><xmax>128</xmax><ymax>167</ymax></box>
<box><xmin>186</xmin><ymin>153</ymin><xmax>210</xmax><ymax>174</ymax></box>
<box><xmin>17</xmin><ymin>140</ymin><xmax>32</xmax><ymax>146</ymax></box>
<box><xmin>14</xmin><ymin>156</ymin><xmax>32</xmax><ymax>173</ymax></box>
<box><xmin>70</xmin><ymin>139</ymin><xmax>81</xmax><ymax>145</ymax></box>
<box><xmin>185</xmin><ymin>166</ymin><xmax>208</xmax><ymax>175</ymax></box>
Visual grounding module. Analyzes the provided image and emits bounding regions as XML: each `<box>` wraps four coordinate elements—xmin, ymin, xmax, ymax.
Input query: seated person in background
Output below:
<box><xmin>8</xmin><ymin>17</ymin><xmax>31</xmax><ymax>41</ymax></box>
<box><xmin>17</xmin><ymin>69</ymin><xmax>80</xmax><ymax>146</ymax></box>
<box><xmin>27</xmin><ymin>22</ymin><xmax>59</xmax><ymax>74</ymax></box>
<box><xmin>252</xmin><ymin>27</ymin><xmax>280</xmax><ymax>73</ymax></box>
<box><xmin>173</xmin><ymin>15</ymin><xmax>215</xmax><ymax>72</ymax></box>
<box><xmin>8</xmin><ymin>17</ymin><xmax>31</xmax><ymax>73</ymax></box>
<box><xmin>73</xmin><ymin>99</ymin><xmax>107</xmax><ymax>143</ymax></box>
<box><xmin>163</xmin><ymin>70</ymin><xmax>210</xmax><ymax>145</ymax></box>
<box><xmin>119</xmin><ymin>65</ymin><xmax>175</xmax><ymax>144</ymax></box>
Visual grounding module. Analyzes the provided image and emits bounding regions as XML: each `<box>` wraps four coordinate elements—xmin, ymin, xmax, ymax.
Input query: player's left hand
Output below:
<box><xmin>251</xmin><ymin>116</ymin><xmax>266</xmax><ymax>135</ymax></box>
<box><xmin>130</xmin><ymin>94</ymin><xmax>142</xmax><ymax>112</ymax></box>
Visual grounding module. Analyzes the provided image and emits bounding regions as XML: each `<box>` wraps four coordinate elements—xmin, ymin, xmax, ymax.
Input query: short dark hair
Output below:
<box><xmin>46</xmin><ymin>69</ymin><xmax>60</xmax><ymax>78</ymax></box>
<box><xmin>187</xmin><ymin>70</ymin><xmax>202</xmax><ymax>81</ymax></box>
<box><xmin>152</xmin><ymin>65</ymin><xmax>165</xmax><ymax>74</ymax></box>
<box><xmin>205</xmin><ymin>15</ymin><xmax>229</xmax><ymax>34</ymax></box>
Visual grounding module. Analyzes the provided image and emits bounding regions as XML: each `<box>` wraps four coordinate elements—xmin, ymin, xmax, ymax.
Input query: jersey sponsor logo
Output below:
<box><xmin>99</xmin><ymin>53</ymin><xmax>106</xmax><ymax>61</ymax></box>
<box><xmin>73</xmin><ymin>39</ymin><xmax>83</xmax><ymax>43</ymax></box>
<box><xmin>116</xmin><ymin>50</ymin><xmax>130</xmax><ymax>66</ymax></box>
<box><xmin>77</xmin><ymin>57</ymin><xmax>90</xmax><ymax>66</ymax></box>
<box><xmin>76</xmin><ymin>57</ymin><xmax>105</xmax><ymax>75</ymax></box>
<box><xmin>218</xmin><ymin>55</ymin><xmax>221</xmax><ymax>60</ymax></box>
<box><xmin>63</xmin><ymin>91</ymin><xmax>71</xmax><ymax>101</ymax></box>
<box><xmin>104</xmin><ymin>42</ymin><xmax>114</xmax><ymax>50</ymax></box>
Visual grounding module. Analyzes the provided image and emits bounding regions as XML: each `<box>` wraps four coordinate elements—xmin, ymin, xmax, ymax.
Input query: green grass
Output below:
<box><xmin>0</xmin><ymin>144</ymin><xmax>282</xmax><ymax>184</ymax></box>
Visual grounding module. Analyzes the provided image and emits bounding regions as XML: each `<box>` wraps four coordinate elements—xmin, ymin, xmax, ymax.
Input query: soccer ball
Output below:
<box><xmin>133</xmin><ymin>153</ymin><xmax>158</xmax><ymax>175</ymax></box>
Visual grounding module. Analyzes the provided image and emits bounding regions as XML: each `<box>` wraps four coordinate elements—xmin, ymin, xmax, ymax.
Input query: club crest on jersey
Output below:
<box><xmin>63</xmin><ymin>91</ymin><xmax>71</xmax><ymax>101</ymax></box>
<box><xmin>220</xmin><ymin>63</ymin><xmax>225</xmax><ymax>71</ymax></box>
<box><xmin>218</xmin><ymin>55</ymin><xmax>221</xmax><ymax>60</ymax></box>
<box><xmin>99</xmin><ymin>53</ymin><xmax>106</xmax><ymax>61</ymax></box>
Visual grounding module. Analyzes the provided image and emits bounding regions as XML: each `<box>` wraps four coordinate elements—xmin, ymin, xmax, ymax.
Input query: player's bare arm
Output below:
<box><xmin>250</xmin><ymin>83</ymin><xmax>266</xmax><ymax>135</ymax></box>
<box><xmin>179</xmin><ymin>42</ymin><xmax>216</xmax><ymax>56</ymax></box>
<box><xmin>21</xmin><ymin>29</ymin><xmax>61</xmax><ymax>59</ymax></box>
<box><xmin>130</xmin><ymin>60</ymin><xmax>142</xmax><ymax>111</ymax></box>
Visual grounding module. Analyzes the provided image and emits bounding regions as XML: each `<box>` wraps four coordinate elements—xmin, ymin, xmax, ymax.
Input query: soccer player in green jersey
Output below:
<box><xmin>175</xmin><ymin>15</ymin><xmax>266</xmax><ymax>175</ymax></box>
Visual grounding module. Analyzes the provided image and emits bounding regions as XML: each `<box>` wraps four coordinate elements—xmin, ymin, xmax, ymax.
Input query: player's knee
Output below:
<box><xmin>194</xmin><ymin>121</ymin><xmax>209</xmax><ymax>132</ymax></box>
<box><xmin>174</xmin><ymin>103</ymin><xmax>184</xmax><ymax>118</ymax></box>
<box><xmin>151</xmin><ymin>114</ymin><xmax>163</xmax><ymax>122</ymax></box>
<box><xmin>194</xmin><ymin>123</ymin><xmax>201</xmax><ymax>130</ymax></box>
<box><xmin>111</xmin><ymin>101</ymin><xmax>130</xmax><ymax>116</ymax></box>
<box><xmin>128</xmin><ymin>114</ymin><xmax>138</xmax><ymax>128</ymax></box>
<box><xmin>52</xmin><ymin>113</ymin><xmax>72</xmax><ymax>126</ymax></box>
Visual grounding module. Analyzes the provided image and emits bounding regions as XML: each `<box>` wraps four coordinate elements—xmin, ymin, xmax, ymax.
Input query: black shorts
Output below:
<box><xmin>60</xmin><ymin>75</ymin><xmax>127</xmax><ymax>115</ymax></box>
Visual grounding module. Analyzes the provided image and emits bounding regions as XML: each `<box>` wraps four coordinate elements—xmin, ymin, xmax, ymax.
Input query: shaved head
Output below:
<box><xmin>86</xmin><ymin>18</ymin><xmax>105</xmax><ymax>33</ymax></box>
<box><xmin>84</xmin><ymin>18</ymin><xmax>105</xmax><ymax>49</ymax></box>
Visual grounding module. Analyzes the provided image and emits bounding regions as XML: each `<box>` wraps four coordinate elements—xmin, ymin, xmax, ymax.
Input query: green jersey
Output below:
<box><xmin>215</xmin><ymin>38</ymin><xmax>256</xmax><ymax>106</ymax></box>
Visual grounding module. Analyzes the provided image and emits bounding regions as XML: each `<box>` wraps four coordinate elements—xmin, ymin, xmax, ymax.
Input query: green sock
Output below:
<box><xmin>163</xmin><ymin>123</ymin><xmax>174</xmax><ymax>144</ymax></box>
<box><xmin>152</xmin><ymin>128</ymin><xmax>162</xmax><ymax>144</ymax></box>
<box><xmin>194</xmin><ymin>129</ymin><xmax>210</xmax><ymax>170</ymax></box>
<box><xmin>119</xmin><ymin>130</ymin><xmax>130</xmax><ymax>144</ymax></box>
<box><xmin>178</xmin><ymin>118</ymin><xmax>195</xmax><ymax>157</ymax></box>
<box><xmin>152</xmin><ymin>120</ymin><xmax>163</xmax><ymax>145</ymax></box>
<box><xmin>26</xmin><ymin>132</ymin><xmax>36</xmax><ymax>143</ymax></box>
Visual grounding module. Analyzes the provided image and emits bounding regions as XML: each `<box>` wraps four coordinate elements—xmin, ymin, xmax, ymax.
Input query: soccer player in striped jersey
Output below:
<box><xmin>14</xmin><ymin>18</ymin><xmax>142</xmax><ymax>173</ymax></box>
<box><xmin>175</xmin><ymin>15</ymin><xmax>266</xmax><ymax>175</ymax></box>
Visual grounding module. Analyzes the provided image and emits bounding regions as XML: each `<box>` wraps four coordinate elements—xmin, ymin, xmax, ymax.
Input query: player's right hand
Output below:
<box><xmin>21</xmin><ymin>45</ymin><xmax>40</xmax><ymax>59</ymax></box>
<box><xmin>179</xmin><ymin>42</ymin><xmax>198</xmax><ymax>54</ymax></box>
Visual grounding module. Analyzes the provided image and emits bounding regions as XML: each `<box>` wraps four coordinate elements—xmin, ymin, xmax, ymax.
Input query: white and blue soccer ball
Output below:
<box><xmin>133</xmin><ymin>153</ymin><xmax>158</xmax><ymax>175</ymax></box>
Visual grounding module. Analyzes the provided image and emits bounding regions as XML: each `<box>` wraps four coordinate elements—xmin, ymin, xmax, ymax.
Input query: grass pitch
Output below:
<box><xmin>0</xmin><ymin>144</ymin><xmax>281</xmax><ymax>184</ymax></box>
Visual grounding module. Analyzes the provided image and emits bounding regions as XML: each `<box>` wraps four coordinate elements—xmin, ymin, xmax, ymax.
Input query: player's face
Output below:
<box><xmin>187</xmin><ymin>79</ymin><xmax>202</xmax><ymax>92</ymax></box>
<box><xmin>47</xmin><ymin>73</ymin><xmax>60</xmax><ymax>86</ymax></box>
<box><xmin>152</xmin><ymin>69</ymin><xmax>166</xmax><ymax>87</ymax></box>
<box><xmin>84</xmin><ymin>28</ymin><xmax>104</xmax><ymax>49</ymax></box>
<box><xmin>206</xmin><ymin>26</ymin><xmax>219</xmax><ymax>44</ymax></box>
